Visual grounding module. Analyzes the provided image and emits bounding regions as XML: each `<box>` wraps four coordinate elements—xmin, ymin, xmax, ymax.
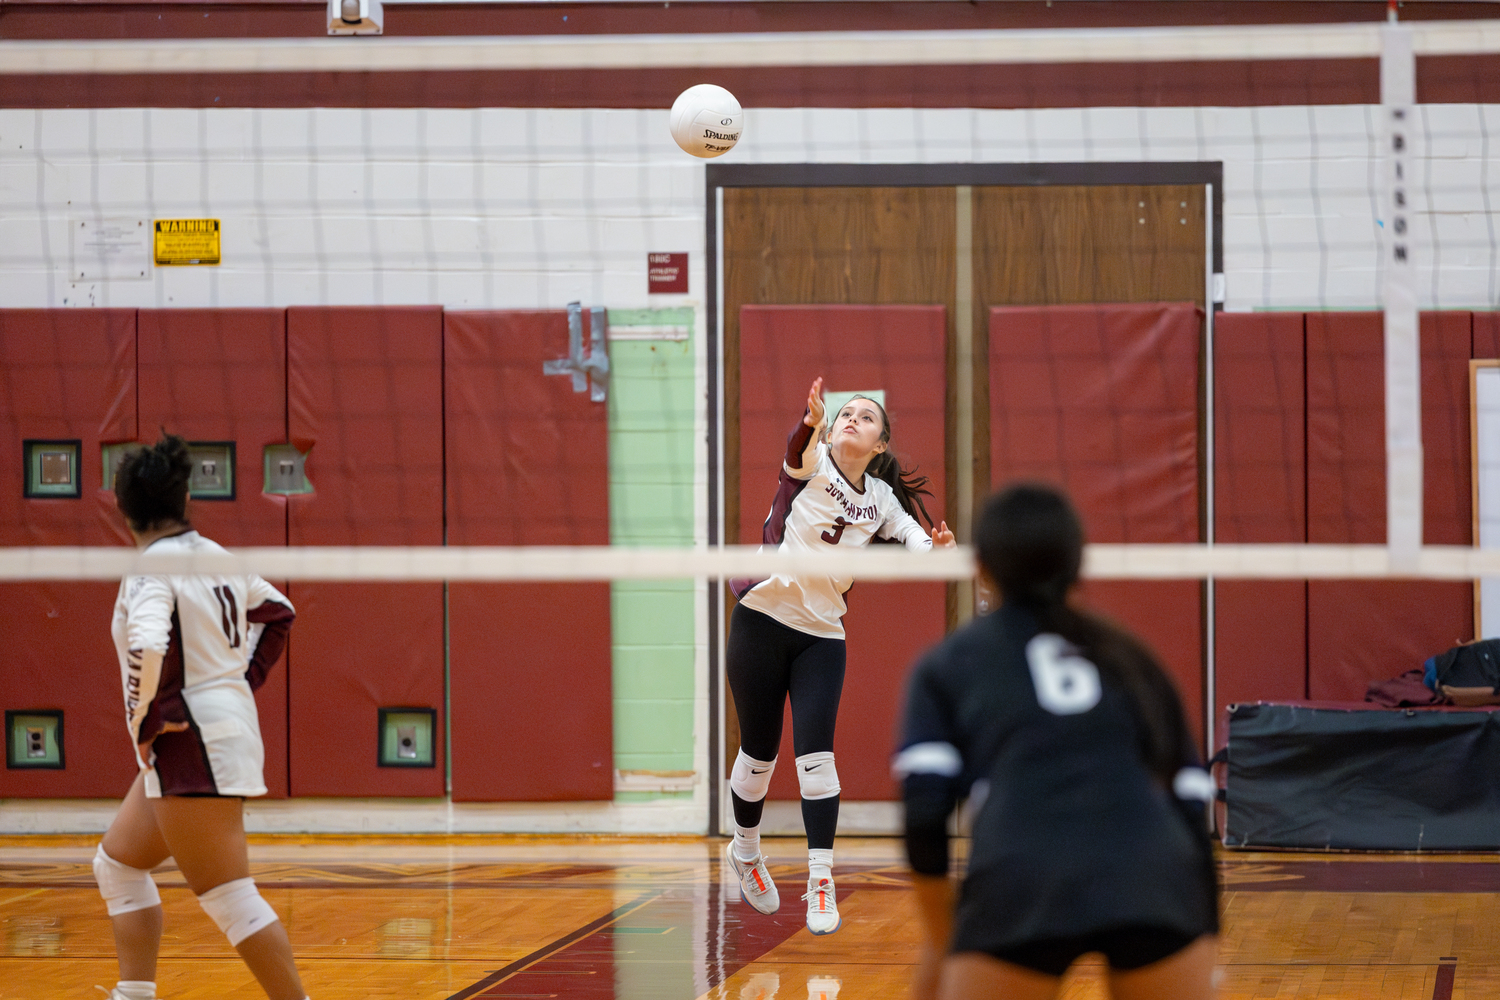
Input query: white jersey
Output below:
<box><xmin>738</xmin><ymin>442</ymin><xmax>932</xmax><ymax>638</ymax></box>
<box><xmin>111</xmin><ymin>530</ymin><xmax>294</xmax><ymax>798</ymax></box>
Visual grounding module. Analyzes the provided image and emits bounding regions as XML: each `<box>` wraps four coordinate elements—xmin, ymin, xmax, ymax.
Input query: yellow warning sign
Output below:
<box><xmin>153</xmin><ymin>218</ymin><xmax>220</xmax><ymax>266</ymax></box>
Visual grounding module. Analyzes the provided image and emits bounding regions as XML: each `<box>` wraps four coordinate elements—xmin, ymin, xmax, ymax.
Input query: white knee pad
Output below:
<box><xmin>729</xmin><ymin>749</ymin><xmax>777</xmax><ymax>803</ymax></box>
<box><xmin>197</xmin><ymin>877</ymin><xmax>279</xmax><ymax>947</ymax></box>
<box><xmin>93</xmin><ymin>844</ymin><xmax>161</xmax><ymax>916</ymax></box>
<box><xmin>796</xmin><ymin>752</ymin><xmax>841</xmax><ymax>800</ymax></box>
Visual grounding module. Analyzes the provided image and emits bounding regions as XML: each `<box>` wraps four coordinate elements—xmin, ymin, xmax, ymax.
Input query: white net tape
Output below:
<box><xmin>2</xmin><ymin>543</ymin><xmax>1498</xmax><ymax>582</ymax></box>
<box><xmin>3</xmin><ymin>21</ymin><xmax>1500</xmax><ymax>75</ymax></box>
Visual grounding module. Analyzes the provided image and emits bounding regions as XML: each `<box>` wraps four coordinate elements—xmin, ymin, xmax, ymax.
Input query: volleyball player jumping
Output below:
<box><xmin>94</xmin><ymin>435</ymin><xmax>309</xmax><ymax>1000</ymax></box>
<box><xmin>898</xmin><ymin>483</ymin><xmax>1219</xmax><ymax>999</ymax></box>
<box><xmin>726</xmin><ymin>377</ymin><xmax>955</xmax><ymax>935</ymax></box>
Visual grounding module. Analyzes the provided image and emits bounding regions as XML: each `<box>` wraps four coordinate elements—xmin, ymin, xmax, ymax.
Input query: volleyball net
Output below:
<box><xmin>5</xmin><ymin>15</ymin><xmax>1500</xmax><ymax>789</ymax></box>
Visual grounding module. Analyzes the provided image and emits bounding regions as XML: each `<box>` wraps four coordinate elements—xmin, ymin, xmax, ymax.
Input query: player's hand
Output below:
<box><xmin>137</xmin><ymin>721</ymin><xmax>189</xmax><ymax>758</ymax></box>
<box><xmin>804</xmin><ymin>376</ymin><xmax>826</xmax><ymax>430</ymax></box>
<box><xmin>931</xmin><ymin>521</ymin><xmax>956</xmax><ymax>548</ymax></box>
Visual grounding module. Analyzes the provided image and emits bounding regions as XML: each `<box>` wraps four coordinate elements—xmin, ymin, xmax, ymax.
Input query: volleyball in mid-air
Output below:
<box><xmin>669</xmin><ymin>84</ymin><xmax>743</xmax><ymax>158</ymax></box>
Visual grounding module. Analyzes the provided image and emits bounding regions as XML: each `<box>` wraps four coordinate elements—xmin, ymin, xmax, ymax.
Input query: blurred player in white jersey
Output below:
<box><xmin>93</xmin><ymin>434</ymin><xmax>309</xmax><ymax>1000</ymax></box>
<box><xmin>725</xmin><ymin>377</ymin><xmax>955</xmax><ymax>935</ymax></box>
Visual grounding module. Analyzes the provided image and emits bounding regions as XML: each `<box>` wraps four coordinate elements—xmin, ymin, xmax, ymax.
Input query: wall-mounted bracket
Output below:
<box><xmin>187</xmin><ymin>442</ymin><xmax>235</xmax><ymax>500</ymax></box>
<box><xmin>22</xmin><ymin>441</ymin><xmax>82</xmax><ymax>499</ymax></box>
<box><xmin>544</xmin><ymin>302</ymin><xmax>610</xmax><ymax>402</ymax></box>
<box><xmin>263</xmin><ymin>443</ymin><xmax>313</xmax><ymax>496</ymax></box>
<box><xmin>378</xmin><ymin>707</ymin><xmax>435</xmax><ymax>768</ymax></box>
<box><xmin>6</xmin><ymin>710</ymin><xmax>63</xmax><ymax>769</ymax></box>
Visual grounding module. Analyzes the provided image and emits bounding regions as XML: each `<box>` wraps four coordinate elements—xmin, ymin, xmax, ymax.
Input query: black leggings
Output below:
<box><xmin>726</xmin><ymin>604</ymin><xmax>846</xmax><ymax>849</ymax></box>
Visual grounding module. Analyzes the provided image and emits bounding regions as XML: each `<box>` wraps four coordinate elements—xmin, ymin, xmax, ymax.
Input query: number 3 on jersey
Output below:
<box><xmin>1025</xmin><ymin>633</ymin><xmax>1101</xmax><ymax>715</ymax></box>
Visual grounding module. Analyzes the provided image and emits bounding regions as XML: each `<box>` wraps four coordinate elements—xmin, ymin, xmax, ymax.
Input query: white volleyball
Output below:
<box><xmin>669</xmin><ymin>84</ymin><xmax>743</xmax><ymax>158</ymax></box>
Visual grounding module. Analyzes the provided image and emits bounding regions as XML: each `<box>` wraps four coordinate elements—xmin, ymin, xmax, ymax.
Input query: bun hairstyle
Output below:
<box><xmin>115</xmin><ymin>433</ymin><xmax>193</xmax><ymax>533</ymax></box>
<box><xmin>976</xmin><ymin>483</ymin><xmax>1192</xmax><ymax>783</ymax></box>
<box><xmin>837</xmin><ymin>395</ymin><xmax>935</xmax><ymax>528</ymax></box>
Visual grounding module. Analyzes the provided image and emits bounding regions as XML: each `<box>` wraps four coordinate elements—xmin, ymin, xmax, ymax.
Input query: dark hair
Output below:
<box><xmin>115</xmin><ymin>433</ymin><xmax>193</xmax><ymax>534</ymax></box>
<box><xmin>834</xmin><ymin>395</ymin><xmax>935</xmax><ymax>528</ymax></box>
<box><xmin>975</xmin><ymin>482</ymin><xmax>1192</xmax><ymax>783</ymax></box>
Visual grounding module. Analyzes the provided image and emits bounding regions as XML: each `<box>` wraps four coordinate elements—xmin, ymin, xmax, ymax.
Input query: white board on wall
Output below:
<box><xmin>1475</xmin><ymin>364</ymin><xmax>1500</xmax><ymax>638</ymax></box>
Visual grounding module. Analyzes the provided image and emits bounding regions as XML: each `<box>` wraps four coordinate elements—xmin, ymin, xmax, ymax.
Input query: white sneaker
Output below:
<box><xmin>802</xmin><ymin>877</ymin><xmax>840</xmax><ymax>935</ymax></box>
<box><xmin>807</xmin><ymin>975</ymin><xmax>841</xmax><ymax>1000</ymax></box>
<box><xmin>725</xmin><ymin>841</ymin><xmax>781</xmax><ymax>914</ymax></box>
<box><xmin>739</xmin><ymin>971</ymin><xmax>781</xmax><ymax>1000</ymax></box>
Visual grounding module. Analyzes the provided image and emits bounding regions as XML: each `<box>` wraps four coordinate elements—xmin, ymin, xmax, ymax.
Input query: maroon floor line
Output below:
<box><xmin>1433</xmin><ymin>958</ymin><xmax>1456</xmax><ymax>1000</ymax></box>
<box><xmin>444</xmin><ymin>891</ymin><xmax>661</xmax><ymax>1000</ymax></box>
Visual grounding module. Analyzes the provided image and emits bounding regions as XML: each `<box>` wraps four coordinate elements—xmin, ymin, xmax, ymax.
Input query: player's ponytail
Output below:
<box><xmin>115</xmin><ymin>432</ymin><xmax>193</xmax><ymax>533</ymax></box>
<box><xmin>847</xmin><ymin>396</ymin><xmax>935</xmax><ymax>528</ymax></box>
<box><xmin>975</xmin><ymin>483</ymin><xmax>1194</xmax><ymax>784</ymax></box>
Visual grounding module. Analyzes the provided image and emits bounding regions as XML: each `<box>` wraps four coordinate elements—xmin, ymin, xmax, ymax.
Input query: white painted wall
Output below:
<box><xmin>4</xmin><ymin>104</ymin><xmax>1500</xmax><ymax>314</ymax></box>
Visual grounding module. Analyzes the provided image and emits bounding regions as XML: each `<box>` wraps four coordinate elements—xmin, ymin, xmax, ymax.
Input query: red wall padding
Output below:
<box><xmin>990</xmin><ymin>303</ymin><xmax>1204</xmax><ymax>745</ymax></box>
<box><xmin>445</xmin><ymin>311</ymin><xmax>613</xmax><ymax>801</ymax></box>
<box><xmin>1305</xmin><ymin>312</ymin><xmax>1473</xmax><ymax>701</ymax></box>
<box><xmin>1212</xmin><ymin>313</ymin><xmax>1307</xmax><ymax>727</ymax></box>
<box><xmin>138</xmin><ymin>310</ymin><xmax>292</xmax><ymax>796</ymax></box>
<box><xmin>0</xmin><ymin>310</ymin><xmax>138</xmax><ymax>797</ymax></box>
<box><xmin>286</xmin><ymin>307</ymin><xmax>445</xmax><ymax>797</ymax></box>
<box><xmin>740</xmin><ymin>305</ymin><xmax>947</xmax><ymax>801</ymax></box>
<box><xmin>1475</xmin><ymin>313</ymin><xmax>1500</xmax><ymax>361</ymax></box>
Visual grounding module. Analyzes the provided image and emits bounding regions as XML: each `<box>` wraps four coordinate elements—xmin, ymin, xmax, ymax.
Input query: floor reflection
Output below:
<box><xmin>3</xmin><ymin>837</ymin><xmax>1499</xmax><ymax>998</ymax></box>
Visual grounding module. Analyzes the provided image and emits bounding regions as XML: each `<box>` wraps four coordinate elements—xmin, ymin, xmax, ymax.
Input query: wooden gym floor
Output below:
<box><xmin>2</xmin><ymin>835</ymin><xmax>1496</xmax><ymax>999</ymax></box>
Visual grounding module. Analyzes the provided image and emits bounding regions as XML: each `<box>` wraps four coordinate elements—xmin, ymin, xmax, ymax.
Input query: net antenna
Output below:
<box><xmin>1382</xmin><ymin>10</ymin><xmax>1421</xmax><ymax>571</ymax></box>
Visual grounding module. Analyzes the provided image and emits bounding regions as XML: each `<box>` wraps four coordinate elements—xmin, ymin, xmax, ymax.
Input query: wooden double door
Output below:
<box><xmin>721</xmin><ymin>182</ymin><xmax>1211</xmax><ymax>801</ymax></box>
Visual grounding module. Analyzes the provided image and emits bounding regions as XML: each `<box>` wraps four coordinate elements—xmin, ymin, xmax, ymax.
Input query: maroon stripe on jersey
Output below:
<box><xmin>764</xmin><ymin>471</ymin><xmax>811</xmax><ymax>547</ymax></box>
<box><xmin>245</xmin><ymin>599</ymin><xmax>295</xmax><ymax>693</ymax></box>
<box><xmin>152</xmin><ymin>719</ymin><xmax>220</xmax><ymax>796</ymax></box>
<box><xmin>149</xmin><ymin>608</ymin><xmax>220</xmax><ymax>796</ymax></box>
<box><xmin>729</xmin><ymin>470</ymin><xmax>811</xmax><ymax>600</ymax></box>
<box><xmin>139</xmin><ymin>605</ymin><xmax>187</xmax><ymax>742</ymax></box>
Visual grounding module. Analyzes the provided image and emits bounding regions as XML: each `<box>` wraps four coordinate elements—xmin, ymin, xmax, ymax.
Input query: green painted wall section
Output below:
<box><xmin>607</xmin><ymin>308</ymin><xmax>697</xmax><ymax>800</ymax></box>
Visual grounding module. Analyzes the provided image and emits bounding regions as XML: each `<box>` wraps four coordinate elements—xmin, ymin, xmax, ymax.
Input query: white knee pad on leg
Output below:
<box><xmin>729</xmin><ymin>750</ymin><xmax>777</xmax><ymax>802</ymax></box>
<box><xmin>93</xmin><ymin>844</ymin><xmax>161</xmax><ymax>916</ymax></box>
<box><xmin>795</xmin><ymin>752</ymin><xmax>840</xmax><ymax>800</ymax></box>
<box><xmin>197</xmin><ymin>877</ymin><xmax>279</xmax><ymax>947</ymax></box>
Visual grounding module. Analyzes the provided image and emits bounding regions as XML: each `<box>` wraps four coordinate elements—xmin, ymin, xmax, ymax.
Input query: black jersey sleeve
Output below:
<box><xmin>896</xmin><ymin>657</ymin><xmax>964</xmax><ymax>876</ymax></box>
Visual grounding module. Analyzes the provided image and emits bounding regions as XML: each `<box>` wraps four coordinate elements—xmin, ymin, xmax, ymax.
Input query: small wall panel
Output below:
<box><xmin>1306</xmin><ymin>312</ymin><xmax>1474</xmax><ymax>701</ymax></box>
<box><xmin>0</xmin><ymin>310</ymin><xmax>138</xmax><ymax>798</ymax></box>
<box><xmin>287</xmin><ymin>307</ymin><xmax>444</xmax><ymax>797</ymax></box>
<box><xmin>446</xmin><ymin>311</ymin><xmax>613</xmax><ymax>801</ymax></box>
<box><xmin>1212</xmin><ymin>312</ymin><xmax>1308</xmax><ymax>724</ymax></box>
<box><xmin>990</xmin><ymin>302</ymin><xmax>1204</xmax><ymax>744</ymax></box>
<box><xmin>739</xmin><ymin>304</ymin><xmax>947</xmax><ymax>801</ymax></box>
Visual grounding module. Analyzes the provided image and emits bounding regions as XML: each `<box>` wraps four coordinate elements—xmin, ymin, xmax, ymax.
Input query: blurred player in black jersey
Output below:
<box><xmin>725</xmin><ymin>376</ymin><xmax>955</xmax><ymax>935</ymax></box>
<box><xmin>897</xmin><ymin>483</ymin><xmax>1218</xmax><ymax>999</ymax></box>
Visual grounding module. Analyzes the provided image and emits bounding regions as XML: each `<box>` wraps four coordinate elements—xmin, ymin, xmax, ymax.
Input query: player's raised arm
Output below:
<box><xmin>787</xmin><ymin>376</ymin><xmax>826</xmax><ymax>475</ymax></box>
